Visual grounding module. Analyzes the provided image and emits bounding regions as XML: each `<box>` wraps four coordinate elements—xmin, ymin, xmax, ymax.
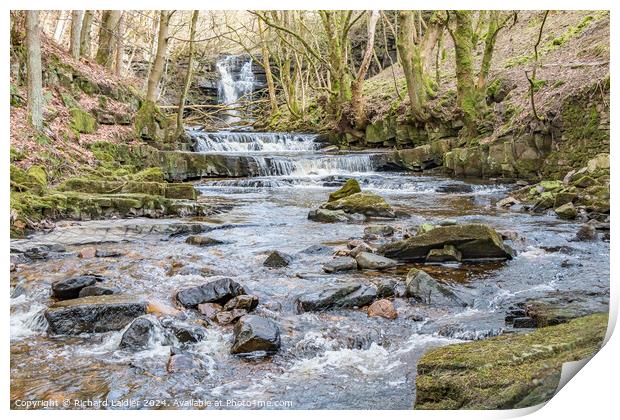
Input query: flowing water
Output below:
<box><xmin>10</xmin><ymin>131</ymin><xmax>610</xmax><ymax>409</ymax></box>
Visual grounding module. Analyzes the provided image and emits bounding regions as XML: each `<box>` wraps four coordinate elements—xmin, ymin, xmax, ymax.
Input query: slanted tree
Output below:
<box><xmin>79</xmin><ymin>10</ymin><xmax>93</xmax><ymax>57</ymax></box>
<box><xmin>115</xmin><ymin>13</ymin><xmax>124</xmax><ymax>76</ymax></box>
<box><xmin>176</xmin><ymin>10</ymin><xmax>199</xmax><ymax>137</ymax></box>
<box><xmin>146</xmin><ymin>10</ymin><xmax>173</xmax><ymax>102</ymax></box>
<box><xmin>69</xmin><ymin>10</ymin><xmax>84</xmax><ymax>60</ymax></box>
<box><xmin>26</xmin><ymin>10</ymin><xmax>43</xmax><ymax>130</ymax></box>
<box><xmin>95</xmin><ymin>10</ymin><xmax>121</xmax><ymax>68</ymax></box>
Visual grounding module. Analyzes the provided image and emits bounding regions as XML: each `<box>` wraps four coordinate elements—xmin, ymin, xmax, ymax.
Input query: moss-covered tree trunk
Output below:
<box><xmin>477</xmin><ymin>11</ymin><xmax>500</xmax><ymax>92</ymax></box>
<box><xmin>95</xmin><ymin>10</ymin><xmax>121</xmax><ymax>69</ymax></box>
<box><xmin>26</xmin><ymin>10</ymin><xmax>43</xmax><ymax>131</ymax></box>
<box><xmin>397</xmin><ymin>11</ymin><xmax>429</xmax><ymax>121</ymax></box>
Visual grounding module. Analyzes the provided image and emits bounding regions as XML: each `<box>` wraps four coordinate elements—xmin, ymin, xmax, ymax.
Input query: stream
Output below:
<box><xmin>10</xmin><ymin>131</ymin><xmax>610</xmax><ymax>409</ymax></box>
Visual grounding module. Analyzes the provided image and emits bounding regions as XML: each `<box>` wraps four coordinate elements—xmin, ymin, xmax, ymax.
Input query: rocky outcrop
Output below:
<box><xmin>415</xmin><ymin>314</ymin><xmax>607</xmax><ymax>409</ymax></box>
<box><xmin>230</xmin><ymin>315</ymin><xmax>281</xmax><ymax>356</ymax></box>
<box><xmin>45</xmin><ymin>295</ymin><xmax>147</xmax><ymax>335</ymax></box>
<box><xmin>385</xmin><ymin>139</ymin><xmax>454</xmax><ymax>171</ymax></box>
<box><xmin>380</xmin><ymin>224</ymin><xmax>513</xmax><ymax>262</ymax></box>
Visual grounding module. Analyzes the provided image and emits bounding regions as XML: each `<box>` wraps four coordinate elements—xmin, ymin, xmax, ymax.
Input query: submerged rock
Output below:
<box><xmin>405</xmin><ymin>268</ymin><xmax>466</xmax><ymax>307</ymax></box>
<box><xmin>322</xmin><ymin>257</ymin><xmax>357</xmax><ymax>273</ymax></box>
<box><xmin>415</xmin><ymin>314</ymin><xmax>608</xmax><ymax>409</ymax></box>
<box><xmin>230</xmin><ymin>315</ymin><xmax>281</xmax><ymax>356</ymax></box>
<box><xmin>574</xmin><ymin>223</ymin><xmax>598</xmax><ymax>241</ymax></box>
<box><xmin>167</xmin><ymin>353</ymin><xmax>200</xmax><ymax>373</ymax></box>
<box><xmin>321</xmin><ymin>192</ymin><xmax>396</xmax><ymax>218</ymax></box>
<box><xmin>119</xmin><ymin>316</ymin><xmax>159</xmax><ymax>350</ymax></box>
<box><xmin>328</xmin><ymin>178</ymin><xmax>361</xmax><ymax>202</ymax></box>
<box><xmin>45</xmin><ymin>294</ymin><xmax>147</xmax><ymax>335</ymax></box>
<box><xmin>51</xmin><ymin>274</ymin><xmax>107</xmax><ymax>300</ymax></box>
<box><xmin>185</xmin><ymin>235</ymin><xmax>225</xmax><ymax>246</ymax></box>
<box><xmin>367</xmin><ymin>299</ymin><xmax>397</xmax><ymax>320</ymax></box>
<box><xmin>296</xmin><ymin>283</ymin><xmax>377</xmax><ymax>312</ymax></box>
<box><xmin>263</xmin><ymin>251</ymin><xmax>293</xmax><ymax>268</ymax></box>
<box><xmin>380</xmin><ymin>224</ymin><xmax>512</xmax><ymax>262</ymax></box>
<box><xmin>436</xmin><ymin>183</ymin><xmax>474</xmax><ymax>193</ymax></box>
<box><xmin>355</xmin><ymin>252</ymin><xmax>397</xmax><ymax>270</ymax></box>
<box><xmin>176</xmin><ymin>278</ymin><xmax>246</xmax><ymax>308</ymax></box>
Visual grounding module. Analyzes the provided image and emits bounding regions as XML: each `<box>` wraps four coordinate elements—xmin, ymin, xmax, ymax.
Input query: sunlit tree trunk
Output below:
<box><xmin>26</xmin><ymin>11</ymin><xmax>43</xmax><ymax>131</ymax></box>
<box><xmin>69</xmin><ymin>10</ymin><xmax>84</xmax><ymax>60</ymax></box>
<box><xmin>79</xmin><ymin>10</ymin><xmax>93</xmax><ymax>58</ymax></box>
<box><xmin>350</xmin><ymin>10</ymin><xmax>379</xmax><ymax>129</ymax></box>
<box><xmin>176</xmin><ymin>10</ymin><xmax>199</xmax><ymax>136</ymax></box>
<box><xmin>95</xmin><ymin>10</ymin><xmax>121</xmax><ymax>68</ymax></box>
<box><xmin>146</xmin><ymin>11</ymin><xmax>171</xmax><ymax>102</ymax></box>
<box><xmin>53</xmin><ymin>10</ymin><xmax>68</xmax><ymax>43</ymax></box>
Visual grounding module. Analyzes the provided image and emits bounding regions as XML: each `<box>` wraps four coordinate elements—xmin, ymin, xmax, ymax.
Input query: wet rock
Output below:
<box><xmin>426</xmin><ymin>245</ymin><xmax>462</xmax><ymax>263</ymax></box>
<box><xmin>223</xmin><ymin>294</ymin><xmax>259</xmax><ymax>312</ymax></box>
<box><xmin>78</xmin><ymin>247</ymin><xmax>97</xmax><ymax>258</ymax></box>
<box><xmin>322</xmin><ymin>257</ymin><xmax>357</xmax><ymax>273</ymax></box>
<box><xmin>197</xmin><ymin>302</ymin><xmax>222</xmax><ymax>320</ymax></box>
<box><xmin>308</xmin><ymin>208</ymin><xmax>350</xmax><ymax>223</ymax></box>
<box><xmin>355</xmin><ymin>252</ymin><xmax>398</xmax><ymax>270</ymax></box>
<box><xmin>496</xmin><ymin>196</ymin><xmax>520</xmax><ymax>208</ymax></box>
<box><xmin>436</xmin><ymin>183</ymin><xmax>474</xmax><ymax>193</ymax></box>
<box><xmin>263</xmin><ymin>251</ymin><xmax>293</xmax><ymax>268</ymax></box>
<box><xmin>185</xmin><ymin>235</ymin><xmax>224</xmax><ymax>246</ymax></box>
<box><xmin>321</xmin><ymin>192</ymin><xmax>396</xmax><ymax>218</ymax></box>
<box><xmin>349</xmin><ymin>243</ymin><xmax>376</xmax><ymax>258</ymax></box>
<box><xmin>328</xmin><ymin>178</ymin><xmax>361</xmax><ymax>202</ymax></box>
<box><xmin>11</xmin><ymin>285</ymin><xmax>26</xmax><ymax>299</ymax></box>
<box><xmin>95</xmin><ymin>249</ymin><xmax>123</xmax><ymax>258</ymax></box>
<box><xmin>554</xmin><ymin>202</ymin><xmax>577</xmax><ymax>220</ymax></box>
<box><xmin>78</xmin><ymin>284</ymin><xmax>121</xmax><ymax>297</ymax></box>
<box><xmin>364</xmin><ymin>225</ymin><xmax>394</xmax><ymax>237</ymax></box>
<box><xmin>512</xmin><ymin>317</ymin><xmax>537</xmax><ymax>329</ymax></box>
<box><xmin>45</xmin><ymin>294</ymin><xmax>147</xmax><ymax>335</ymax></box>
<box><xmin>296</xmin><ymin>283</ymin><xmax>376</xmax><ymax>312</ymax></box>
<box><xmin>51</xmin><ymin>274</ymin><xmax>107</xmax><ymax>300</ymax></box>
<box><xmin>405</xmin><ymin>268</ymin><xmax>466</xmax><ymax>307</ymax></box>
<box><xmin>167</xmin><ymin>352</ymin><xmax>199</xmax><ymax>373</ymax></box>
<box><xmin>176</xmin><ymin>278</ymin><xmax>246</xmax><ymax>308</ymax></box>
<box><xmin>19</xmin><ymin>244</ymin><xmax>68</xmax><ymax>260</ymax></box>
<box><xmin>497</xmin><ymin>230</ymin><xmax>521</xmax><ymax>242</ymax></box>
<box><xmin>161</xmin><ymin>318</ymin><xmax>206</xmax><ymax>343</ymax></box>
<box><xmin>380</xmin><ymin>224</ymin><xmax>513</xmax><ymax>262</ymax></box>
<box><xmin>574</xmin><ymin>223</ymin><xmax>598</xmax><ymax>241</ymax></box>
<box><xmin>299</xmin><ymin>244</ymin><xmax>332</xmax><ymax>255</ymax></box>
<box><xmin>367</xmin><ymin>299</ymin><xmax>397</xmax><ymax>320</ymax></box>
<box><xmin>119</xmin><ymin>316</ymin><xmax>159</xmax><ymax>350</ymax></box>
<box><xmin>215</xmin><ymin>309</ymin><xmax>247</xmax><ymax>325</ymax></box>
<box><xmin>376</xmin><ymin>279</ymin><xmax>396</xmax><ymax>298</ymax></box>
<box><xmin>230</xmin><ymin>315</ymin><xmax>281</xmax><ymax>355</ymax></box>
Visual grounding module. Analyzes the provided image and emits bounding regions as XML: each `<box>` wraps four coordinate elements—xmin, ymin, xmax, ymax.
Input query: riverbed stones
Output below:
<box><xmin>197</xmin><ymin>302</ymin><xmax>222</xmax><ymax>320</ymax></box>
<box><xmin>349</xmin><ymin>243</ymin><xmax>376</xmax><ymax>258</ymax></box>
<box><xmin>321</xmin><ymin>192</ymin><xmax>396</xmax><ymax>218</ymax></box>
<box><xmin>405</xmin><ymin>268</ymin><xmax>465</xmax><ymax>307</ymax></box>
<box><xmin>364</xmin><ymin>224</ymin><xmax>395</xmax><ymax>238</ymax></box>
<box><xmin>230</xmin><ymin>315</ymin><xmax>281</xmax><ymax>355</ymax></box>
<box><xmin>119</xmin><ymin>316</ymin><xmax>159</xmax><ymax>350</ymax></box>
<box><xmin>554</xmin><ymin>202</ymin><xmax>577</xmax><ymax>220</ymax></box>
<box><xmin>223</xmin><ymin>294</ymin><xmax>259</xmax><ymax>312</ymax></box>
<box><xmin>51</xmin><ymin>274</ymin><xmax>107</xmax><ymax>300</ymax></box>
<box><xmin>78</xmin><ymin>284</ymin><xmax>121</xmax><ymax>297</ymax></box>
<box><xmin>328</xmin><ymin>178</ymin><xmax>361</xmax><ymax>202</ymax></box>
<box><xmin>426</xmin><ymin>245</ymin><xmax>462</xmax><ymax>263</ymax></box>
<box><xmin>161</xmin><ymin>318</ymin><xmax>206</xmax><ymax>343</ymax></box>
<box><xmin>574</xmin><ymin>223</ymin><xmax>597</xmax><ymax>241</ymax></box>
<box><xmin>45</xmin><ymin>294</ymin><xmax>147</xmax><ymax>335</ymax></box>
<box><xmin>380</xmin><ymin>224</ymin><xmax>512</xmax><ymax>262</ymax></box>
<box><xmin>296</xmin><ymin>283</ymin><xmax>377</xmax><ymax>312</ymax></box>
<box><xmin>176</xmin><ymin>278</ymin><xmax>246</xmax><ymax>308</ymax></box>
<box><xmin>322</xmin><ymin>257</ymin><xmax>357</xmax><ymax>273</ymax></box>
<box><xmin>376</xmin><ymin>279</ymin><xmax>397</xmax><ymax>298</ymax></box>
<box><xmin>355</xmin><ymin>252</ymin><xmax>398</xmax><ymax>270</ymax></box>
<box><xmin>263</xmin><ymin>251</ymin><xmax>293</xmax><ymax>268</ymax></box>
<box><xmin>185</xmin><ymin>235</ymin><xmax>224</xmax><ymax>246</ymax></box>
<box><xmin>367</xmin><ymin>299</ymin><xmax>397</xmax><ymax>320</ymax></box>
<box><xmin>307</xmin><ymin>208</ymin><xmax>351</xmax><ymax>223</ymax></box>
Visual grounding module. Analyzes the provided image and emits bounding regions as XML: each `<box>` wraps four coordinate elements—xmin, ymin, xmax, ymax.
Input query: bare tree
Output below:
<box><xmin>69</xmin><ymin>10</ymin><xmax>84</xmax><ymax>60</ymax></box>
<box><xmin>95</xmin><ymin>10</ymin><xmax>121</xmax><ymax>68</ymax></box>
<box><xmin>115</xmin><ymin>13</ymin><xmax>124</xmax><ymax>76</ymax></box>
<box><xmin>80</xmin><ymin>10</ymin><xmax>93</xmax><ymax>57</ymax></box>
<box><xmin>26</xmin><ymin>11</ymin><xmax>43</xmax><ymax>130</ymax></box>
<box><xmin>176</xmin><ymin>10</ymin><xmax>199</xmax><ymax>135</ymax></box>
<box><xmin>146</xmin><ymin>11</ymin><xmax>173</xmax><ymax>102</ymax></box>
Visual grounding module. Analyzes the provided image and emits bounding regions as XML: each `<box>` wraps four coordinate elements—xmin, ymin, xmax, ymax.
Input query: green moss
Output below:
<box><xmin>10</xmin><ymin>147</ymin><xmax>25</xmax><ymax>162</ymax></box>
<box><xmin>132</xmin><ymin>167</ymin><xmax>165</xmax><ymax>182</ymax></box>
<box><xmin>134</xmin><ymin>100</ymin><xmax>171</xmax><ymax>142</ymax></box>
<box><xmin>328</xmin><ymin>178</ymin><xmax>361</xmax><ymax>202</ymax></box>
<box><xmin>69</xmin><ymin>107</ymin><xmax>98</xmax><ymax>134</ymax></box>
<box><xmin>415</xmin><ymin>313</ymin><xmax>608</xmax><ymax>409</ymax></box>
<box><xmin>60</xmin><ymin>92</ymin><xmax>79</xmax><ymax>108</ymax></box>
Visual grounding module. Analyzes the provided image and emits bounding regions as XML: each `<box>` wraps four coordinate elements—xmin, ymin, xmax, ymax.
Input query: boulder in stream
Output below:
<box><xmin>263</xmin><ymin>251</ymin><xmax>293</xmax><ymax>268</ymax></box>
<box><xmin>176</xmin><ymin>277</ymin><xmax>246</xmax><ymax>308</ymax></box>
<box><xmin>78</xmin><ymin>284</ymin><xmax>121</xmax><ymax>298</ymax></box>
<box><xmin>185</xmin><ymin>235</ymin><xmax>225</xmax><ymax>246</ymax></box>
<box><xmin>367</xmin><ymin>299</ymin><xmax>398</xmax><ymax>320</ymax></box>
<box><xmin>380</xmin><ymin>224</ymin><xmax>513</xmax><ymax>262</ymax></box>
<box><xmin>230</xmin><ymin>315</ymin><xmax>281</xmax><ymax>356</ymax></box>
<box><xmin>321</xmin><ymin>192</ymin><xmax>396</xmax><ymax>218</ymax></box>
<box><xmin>296</xmin><ymin>283</ymin><xmax>377</xmax><ymax>312</ymax></box>
<box><xmin>308</xmin><ymin>208</ymin><xmax>351</xmax><ymax>223</ymax></box>
<box><xmin>355</xmin><ymin>252</ymin><xmax>398</xmax><ymax>270</ymax></box>
<box><xmin>322</xmin><ymin>257</ymin><xmax>357</xmax><ymax>273</ymax></box>
<box><xmin>119</xmin><ymin>316</ymin><xmax>160</xmax><ymax>350</ymax></box>
<box><xmin>45</xmin><ymin>294</ymin><xmax>147</xmax><ymax>335</ymax></box>
<box><xmin>405</xmin><ymin>268</ymin><xmax>466</xmax><ymax>307</ymax></box>
<box><xmin>328</xmin><ymin>178</ymin><xmax>361</xmax><ymax>202</ymax></box>
<box><xmin>223</xmin><ymin>294</ymin><xmax>259</xmax><ymax>312</ymax></box>
<box><xmin>426</xmin><ymin>245</ymin><xmax>462</xmax><ymax>263</ymax></box>
<box><xmin>51</xmin><ymin>274</ymin><xmax>107</xmax><ymax>300</ymax></box>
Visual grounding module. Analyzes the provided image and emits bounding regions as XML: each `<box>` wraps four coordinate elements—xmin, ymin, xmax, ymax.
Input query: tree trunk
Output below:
<box><xmin>258</xmin><ymin>19</ymin><xmax>278</xmax><ymax>114</ymax></box>
<box><xmin>476</xmin><ymin>11</ymin><xmax>503</xmax><ymax>92</ymax></box>
<box><xmin>69</xmin><ymin>10</ymin><xmax>84</xmax><ymax>60</ymax></box>
<box><xmin>53</xmin><ymin>10</ymin><xmax>68</xmax><ymax>43</ymax></box>
<box><xmin>146</xmin><ymin>11</ymin><xmax>170</xmax><ymax>102</ymax></box>
<box><xmin>115</xmin><ymin>13</ymin><xmax>124</xmax><ymax>76</ymax></box>
<box><xmin>350</xmin><ymin>10</ymin><xmax>380</xmax><ymax>129</ymax></box>
<box><xmin>80</xmin><ymin>10</ymin><xmax>93</xmax><ymax>57</ymax></box>
<box><xmin>176</xmin><ymin>10</ymin><xmax>199</xmax><ymax>136</ymax></box>
<box><xmin>26</xmin><ymin>11</ymin><xmax>43</xmax><ymax>131</ymax></box>
<box><xmin>397</xmin><ymin>10</ymin><xmax>429</xmax><ymax>120</ymax></box>
<box><xmin>95</xmin><ymin>10</ymin><xmax>121</xmax><ymax>68</ymax></box>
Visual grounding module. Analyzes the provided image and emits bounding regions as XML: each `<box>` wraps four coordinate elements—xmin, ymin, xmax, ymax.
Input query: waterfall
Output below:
<box><xmin>252</xmin><ymin>155</ymin><xmax>377</xmax><ymax>177</ymax></box>
<box><xmin>216</xmin><ymin>55</ymin><xmax>256</xmax><ymax>124</ymax></box>
<box><xmin>191</xmin><ymin>131</ymin><xmax>321</xmax><ymax>153</ymax></box>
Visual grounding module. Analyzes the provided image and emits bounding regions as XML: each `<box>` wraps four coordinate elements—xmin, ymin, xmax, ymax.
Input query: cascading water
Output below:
<box><xmin>191</xmin><ymin>131</ymin><xmax>321</xmax><ymax>153</ymax></box>
<box><xmin>216</xmin><ymin>55</ymin><xmax>256</xmax><ymax>125</ymax></box>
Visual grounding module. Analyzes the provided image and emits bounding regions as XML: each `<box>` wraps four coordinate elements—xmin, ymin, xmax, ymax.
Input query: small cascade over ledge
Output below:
<box><xmin>190</xmin><ymin>131</ymin><xmax>322</xmax><ymax>153</ymax></box>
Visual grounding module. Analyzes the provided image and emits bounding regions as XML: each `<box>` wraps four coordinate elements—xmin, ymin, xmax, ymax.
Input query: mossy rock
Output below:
<box><xmin>134</xmin><ymin>100</ymin><xmax>171</xmax><ymax>142</ymax></box>
<box><xmin>538</xmin><ymin>180</ymin><xmax>563</xmax><ymax>192</ymax></box>
<box><xmin>415</xmin><ymin>313</ymin><xmax>608</xmax><ymax>409</ymax></box>
<box><xmin>573</xmin><ymin>175</ymin><xmax>597</xmax><ymax>189</ymax></box>
<box><xmin>553</xmin><ymin>192</ymin><xmax>577</xmax><ymax>208</ymax></box>
<box><xmin>10</xmin><ymin>165</ymin><xmax>47</xmax><ymax>193</ymax></box>
<box><xmin>60</xmin><ymin>93</ymin><xmax>79</xmax><ymax>109</ymax></box>
<box><xmin>132</xmin><ymin>167</ymin><xmax>165</xmax><ymax>183</ymax></box>
<box><xmin>321</xmin><ymin>192</ymin><xmax>395</xmax><ymax>218</ymax></box>
<box><xmin>328</xmin><ymin>178</ymin><xmax>361</xmax><ymax>202</ymax></box>
<box><xmin>164</xmin><ymin>183</ymin><xmax>196</xmax><ymax>200</ymax></box>
<box><xmin>69</xmin><ymin>107</ymin><xmax>98</xmax><ymax>134</ymax></box>
<box><xmin>554</xmin><ymin>202</ymin><xmax>577</xmax><ymax>220</ymax></box>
